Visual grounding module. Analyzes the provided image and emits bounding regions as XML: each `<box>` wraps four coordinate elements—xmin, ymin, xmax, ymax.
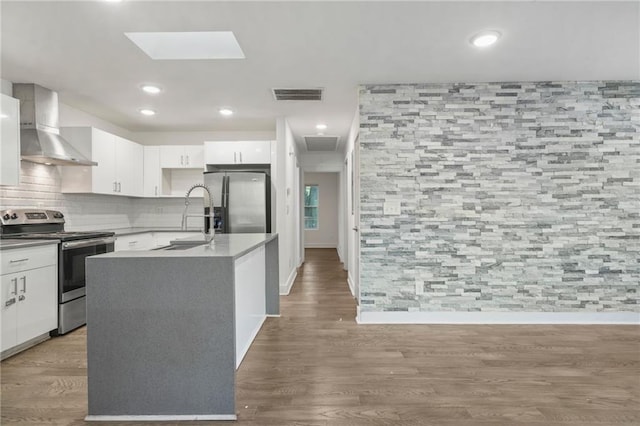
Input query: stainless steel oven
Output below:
<box><xmin>58</xmin><ymin>236</ymin><xmax>115</xmax><ymax>334</ymax></box>
<box><xmin>1</xmin><ymin>209</ymin><xmax>115</xmax><ymax>335</ymax></box>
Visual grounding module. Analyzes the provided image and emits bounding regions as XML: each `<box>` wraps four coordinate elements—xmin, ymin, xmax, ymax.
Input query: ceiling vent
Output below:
<box><xmin>305</xmin><ymin>135</ymin><xmax>339</xmax><ymax>152</ymax></box>
<box><xmin>272</xmin><ymin>88</ymin><xmax>323</xmax><ymax>101</ymax></box>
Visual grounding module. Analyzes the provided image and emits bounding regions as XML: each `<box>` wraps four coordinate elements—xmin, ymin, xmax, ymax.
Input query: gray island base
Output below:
<box><xmin>85</xmin><ymin>234</ymin><xmax>278</xmax><ymax>421</ymax></box>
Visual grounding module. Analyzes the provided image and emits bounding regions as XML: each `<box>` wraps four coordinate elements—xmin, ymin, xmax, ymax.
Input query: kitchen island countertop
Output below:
<box><xmin>100</xmin><ymin>233</ymin><xmax>277</xmax><ymax>259</ymax></box>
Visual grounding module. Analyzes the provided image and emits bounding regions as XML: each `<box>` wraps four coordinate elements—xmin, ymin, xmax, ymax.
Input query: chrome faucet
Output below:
<box><xmin>182</xmin><ymin>183</ymin><xmax>215</xmax><ymax>243</ymax></box>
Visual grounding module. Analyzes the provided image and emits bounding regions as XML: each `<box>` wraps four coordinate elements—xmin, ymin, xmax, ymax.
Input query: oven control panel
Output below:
<box><xmin>0</xmin><ymin>209</ymin><xmax>65</xmax><ymax>226</ymax></box>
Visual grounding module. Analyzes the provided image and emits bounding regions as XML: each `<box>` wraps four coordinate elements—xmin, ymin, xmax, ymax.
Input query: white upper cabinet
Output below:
<box><xmin>204</xmin><ymin>141</ymin><xmax>271</xmax><ymax>165</ymax></box>
<box><xmin>143</xmin><ymin>146</ymin><xmax>161</xmax><ymax>197</ymax></box>
<box><xmin>159</xmin><ymin>145</ymin><xmax>204</xmax><ymax>169</ymax></box>
<box><xmin>0</xmin><ymin>94</ymin><xmax>21</xmax><ymax>186</ymax></box>
<box><xmin>60</xmin><ymin>127</ymin><xmax>143</xmax><ymax>197</ymax></box>
<box><xmin>115</xmin><ymin>136</ymin><xmax>144</xmax><ymax>197</ymax></box>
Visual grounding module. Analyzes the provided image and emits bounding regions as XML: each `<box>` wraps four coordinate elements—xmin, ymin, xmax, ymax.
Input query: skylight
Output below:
<box><xmin>124</xmin><ymin>31</ymin><xmax>245</xmax><ymax>60</ymax></box>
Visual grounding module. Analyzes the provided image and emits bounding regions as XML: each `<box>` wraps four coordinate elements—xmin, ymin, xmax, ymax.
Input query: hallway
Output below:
<box><xmin>1</xmin><ymin>248</ymin><xmax>638</xmax><ymax>425</ymax></box>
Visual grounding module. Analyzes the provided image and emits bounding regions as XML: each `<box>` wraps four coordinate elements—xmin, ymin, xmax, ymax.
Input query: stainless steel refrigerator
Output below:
<box><xmin>203</xmin><ymin>171</ymin><xmax>271</xmax><ymax>233</ymax></box>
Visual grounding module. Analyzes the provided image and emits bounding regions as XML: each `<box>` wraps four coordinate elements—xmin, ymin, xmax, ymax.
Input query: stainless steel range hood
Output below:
<box><xmin>13</xmin><ymin>84</ymin><xmax>97</xmax><ymax>166</ymax></box>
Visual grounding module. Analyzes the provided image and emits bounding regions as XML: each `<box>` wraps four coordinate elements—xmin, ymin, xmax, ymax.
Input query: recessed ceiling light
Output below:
<box><xmin>141</xmin><ymin>85</ymin><xmax>162</xmax><ymax>94</ymax></box>
<box><xmin>219</xmin><ymin>108</ymin><xmax>234</xmax><ymax>116</ymax></box>
<box><xmin>125</xmin><ymin>31</ymin><xmax>245</xmax><ymax>60</ymax></box>
<box><xmin>470</xmin><ymin>31</ymin><xmax>501</xmax><ymax>47</ymax></box>
<box><xmin>44</xmin><ymin>162</ymin><xmax>52</xmax><ymax>166</ymax></box>
<box><xmin>0</xmin><ymin>113</ymin><xmax>8</xmax><ymax>119</ymax></box>
<box><xmin>139</xmin><ymin>109</ymin><xmax>156</xmax><ymax>116</ymax></box>
<box><xmin>315</xmin><ymin>123</ymin><xmax>327</xmax><ymax>130</ymax></box>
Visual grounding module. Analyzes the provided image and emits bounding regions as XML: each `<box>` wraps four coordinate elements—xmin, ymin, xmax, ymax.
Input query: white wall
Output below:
<box><xmin>60</xmin><ymin>103</ymin><xmax>135</xmax><ymax>140</ymax></box>
<box><xmin>300</xmin><ymin>152</ymin><xmax>343</xmax><ymax>172</ymax></box>
<box><xmin>304</xmin><ymin>172</ymin><xmax>338</xmax><ymax>249</ymax></box>
<box><xmin>344</xmin><ymin>107</ymin><xmax>360</xmax><ymax>299</ymax></box>
<box><xmin>274</xmin><ymin>118</ymin><xmax>301</xmax><ymax>295</ymax></box>
<box><xmin>1</xmin><ymin>78</ymin><xmax>13</xmax><ymax>96</ymax></box>
<box><xmin>134</xmin><ymin>130</ymin><xmax>275</xmax><ymax>146</ymax></box>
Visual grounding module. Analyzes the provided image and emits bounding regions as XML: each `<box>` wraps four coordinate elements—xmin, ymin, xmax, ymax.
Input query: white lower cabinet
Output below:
<box><xmin>114</xmin><ymin>233</ymin><xmax>155</xmax><ymax>252</ymax></box>
<box><xmin>114</xmin><ymin>232</ymin><xmax>198</xmax><ymax>251</ymax></box>
<box><xmin>1</xmin><ymin>246</ymin><xmax>58</xmax><ymax>358</ymax></box>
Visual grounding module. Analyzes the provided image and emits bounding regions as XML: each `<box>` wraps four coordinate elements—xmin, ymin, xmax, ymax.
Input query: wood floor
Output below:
<box><xmin>2</xmin><ymin>248</ymin><xmax>639</xmax><ymax>425</ymax></box>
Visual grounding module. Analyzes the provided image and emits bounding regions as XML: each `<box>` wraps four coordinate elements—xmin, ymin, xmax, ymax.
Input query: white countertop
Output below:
<box><xmin>106</xmin><ymin>227</ymin><xmax>202</xmax><ymax>236</ymax></box>
<box><xmin>93</xmin><ymin>233</ymin><xmax>278</xmax><ymax>260</ymax></box>
<box><xmin>0</xmin><ymin>239</ymin><xmax>60</xmax><ymax>250</ymax></box>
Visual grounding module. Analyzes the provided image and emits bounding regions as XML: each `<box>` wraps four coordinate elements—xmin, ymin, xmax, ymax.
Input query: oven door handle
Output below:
<box><xmin>62</xmin><ymin>236</ymin><xmax>116</xmax><ymax>250</ymax></box>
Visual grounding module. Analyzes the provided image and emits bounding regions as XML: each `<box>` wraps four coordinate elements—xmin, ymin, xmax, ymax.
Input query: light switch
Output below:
<box><xmin>383</xmin><ymin>200</ymin><xmax>401</xmax><ymax>215</ymax></box>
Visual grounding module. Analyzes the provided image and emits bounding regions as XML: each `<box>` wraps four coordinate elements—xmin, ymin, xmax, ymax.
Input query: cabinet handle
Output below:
<box><xmin>239</xmin><ymin>152</ymin><xmax>242</xmax><ymax>163</ymax></box>
<box><xmin>20</xmin><ymin>276</ymin><xmax>26</xmax><ymax>293</ymax></box>
<box><xmin>155</xmin><ymin>185</ymin><xmax>158</xmax><ymax>196</ymax></box>
<box><xmin>129</xmin><ymin>241</ymin><xmax>138</xmax><ymax>245</ymax></box>
<box><xmin>9</xmin><ymin>258</ymin><xmax>28</xmax><ymax>264</ymax></box>
<box><xmin>18</xmin><ymin>295</ymin><xmax>25</xmax><ymax>302</ymax></box>
<box><xmin>118</xmin><ymin>182</ymin><xmax>122</xmax><ymax>193</ymax></box>
<box><xmin>113</xmin><ymin>181</ymin><xmax>117</xmax><ymax>192</ymax></box>
<box><xmin>5</xmin><ymin>298</ymin><xmax>16</xmax><ymax>307</ymax></box>
<box><xmin>10</xmin><ymin>277</ymin><xmax>17</xmax><ymax>295</ymax></box>
<box><xmin>234</xmin><ymin>152</ymin><xmax>237</xmax><ymax>163</ymax></box>
<box><xmin>186</xmin><ymin>155</ymin><xmax>189</xmax><ymax>165</ymax></box>
<box><xmin>181</xmin><ymin>155</ymin><xmax>184</xmax><ymax>165</ymax></box>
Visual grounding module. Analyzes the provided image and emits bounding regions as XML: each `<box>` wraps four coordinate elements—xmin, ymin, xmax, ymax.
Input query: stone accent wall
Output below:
<box><xmin>359</xmin><ymin>82</ymin><xmax>640</xmax><ymax>313</ymax></box>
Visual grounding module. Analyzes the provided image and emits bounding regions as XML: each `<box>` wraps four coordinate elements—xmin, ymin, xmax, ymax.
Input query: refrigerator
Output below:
<box><xmin>203</xmin><ymin>171</ymin><xmax>271</xmax><ymax>233</ymax></box>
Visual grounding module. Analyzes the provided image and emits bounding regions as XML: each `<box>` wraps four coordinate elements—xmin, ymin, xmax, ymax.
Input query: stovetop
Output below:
<box><xmin>0</xmin><ymin>209</ymin><xmax>114</xmax><ymax>241</ymax></box>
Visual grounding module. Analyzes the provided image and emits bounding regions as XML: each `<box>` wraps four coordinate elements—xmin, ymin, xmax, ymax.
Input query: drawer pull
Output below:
<box><xmin>5</xmin><ymin>298</ymin><xmax>16</xmax><ymax>307</ymax></box>
<box><xmin>9</xmin><ymin>258</ymin><xmax>29</xmax><ymax>263</ymax></box>
<box><xmin>20</xmin><ymin>276</ymin><xmax>27</xmax><ymax>293</ymax></box>
<box><xmin>10</xmin><ymin>278</ymin><xmax>17</xmax><ymax>295</ymax></box>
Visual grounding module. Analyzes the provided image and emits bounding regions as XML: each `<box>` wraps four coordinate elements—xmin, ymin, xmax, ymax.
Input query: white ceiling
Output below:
<box><xmin>2</xmin><ymin>1</ymin><xmax>638</xmax><ymax>153</ymax></box>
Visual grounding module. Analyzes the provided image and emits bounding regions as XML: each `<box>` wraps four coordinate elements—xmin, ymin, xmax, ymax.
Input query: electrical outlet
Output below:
<box><xmin>383</xmin><ymin>200</ymin><xmax>401</xmax><ymax>215</ymax></box>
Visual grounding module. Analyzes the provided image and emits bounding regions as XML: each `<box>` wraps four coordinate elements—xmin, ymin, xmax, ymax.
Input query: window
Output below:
<box><xmin>304</xmin><ymin>185</ymin><xmax>319</xmax><ymax>230</ymax></box>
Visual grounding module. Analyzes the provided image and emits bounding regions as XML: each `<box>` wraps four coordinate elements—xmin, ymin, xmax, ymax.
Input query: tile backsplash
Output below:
<box><xmin>0</xmin><ymin>161</ymin><xmax>201</xmax><ymax>231</ymax></box>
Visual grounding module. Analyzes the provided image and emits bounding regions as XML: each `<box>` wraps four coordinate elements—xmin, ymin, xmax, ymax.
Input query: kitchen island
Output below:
<box><xmin>85</xmin><ymin>233</ymin><xmax>279</xmax><ymax>421</ymax></box>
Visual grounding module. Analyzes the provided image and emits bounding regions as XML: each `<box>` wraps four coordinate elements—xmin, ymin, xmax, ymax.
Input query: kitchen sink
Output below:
<box><xmin>153</xmin><ymin>243</ymin><xmax>206</xmax><ymax>251</ymax></box>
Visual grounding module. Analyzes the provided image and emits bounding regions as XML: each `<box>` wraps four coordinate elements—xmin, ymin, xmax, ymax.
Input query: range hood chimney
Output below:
<box><xmin>13</xmin><ymin>84</ymin><xmax>97</xmax><ymax>166</ymax></box>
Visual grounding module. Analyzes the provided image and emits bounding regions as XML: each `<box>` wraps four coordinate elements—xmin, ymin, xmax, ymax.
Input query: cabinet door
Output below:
<box><xmin>114</xmin><ymin>233</ymin><xmax>155</xmax><ymax>251</ymax></box>
<box><xmin>1</xmin><ymin>273</ymin><xmax>19</xmax><ymax>352</ymax></box>
<box><xmin>0</xmin><ymin>94</ymin><xmax>20</xmax><ymax>186</ymax></box>
<box><xmin>160</xmin><ymin>146</ymin><xmax>186</xmax><ymax>168</ymax></box>
<box><xmin>116</xmin><ymin>137</ymin><xmax>144</xmax><ymax>197</ymax></box>
<box><xmin>238</xmin><ymin>141</ymin><xmax>271</xmax><ymax>164</ymax></box>
<box><xmin>16</xmin><ymin>265</ymin><xmax>57</xmax><ymax>345</ymax></box>
<box><xmin>143</xmin><ymin>146</ymin><xmax>161</xmax><ymax>197</ymax></box>
<box><xmin>183</xmin><ymin>146</ymin><xmax>204</xmax><ymax>168</ymax></box>
<box><xmin>91</xmin><ymin>128</ymin><xmax>117</xmax><ymax>195</ymax></box>
<box><xmin>204</xmin><ymin>141</ymin><xmax>238</xmax><ymax>165</ymax></box>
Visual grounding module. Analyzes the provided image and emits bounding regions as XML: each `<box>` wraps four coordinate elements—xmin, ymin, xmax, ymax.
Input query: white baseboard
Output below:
<box><xmin>347</xmin><ymin>273</ymin><xmax>355</xmax><ymax>298</ymax></box>
<box><xmin>304</xmin><ymin>243</ymin><xmax>337</xmax><ymax>249</ymax></box>
<box><xmin>86</xmin><ymin>414</ymin><xmax>237</xmax><ymax>421</ymax></box>
<box><xmin>279</xmin><ymin>268</ymin><xmax>297</xmax><ymax>295</ymax></box>
<box><xmin>356</xmin><ymin>311</ymin><xmax>640</xmax><ymax>325</ymax></box>
<box><xmin>337</xmin><ymin>245</ymin><xmax>344</xmax><ymax>263</ymax></box>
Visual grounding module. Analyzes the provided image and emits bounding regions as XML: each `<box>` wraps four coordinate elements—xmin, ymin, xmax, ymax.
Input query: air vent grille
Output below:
<box><xmin>305</xmin><ymin>136</ymin><xmax>339</xmax><ymax>152</ymax></box>
<box><xmin>273</xmin><ymin>88</ymin><xmax>323</xmax><ymax>101</ymax></box>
